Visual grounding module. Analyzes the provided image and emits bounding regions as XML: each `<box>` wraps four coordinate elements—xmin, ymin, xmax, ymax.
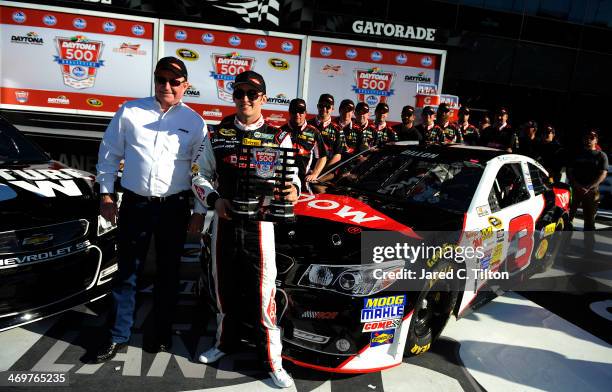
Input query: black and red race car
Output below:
<box><xmin>199</xmin><ymin>143</ymin><xmax>571</xmax><ymax>373</ymax></box>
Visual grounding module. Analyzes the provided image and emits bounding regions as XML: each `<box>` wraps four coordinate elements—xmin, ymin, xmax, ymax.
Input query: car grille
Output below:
<box><xmin>0</xmin><ymin>219</ymin><xmax>89</xmax><ymax>255</ymax></box>
<box><xmin>0</xmin><ymin>245</ymin><xmax>101</xmax><ymax>316</ymax></box>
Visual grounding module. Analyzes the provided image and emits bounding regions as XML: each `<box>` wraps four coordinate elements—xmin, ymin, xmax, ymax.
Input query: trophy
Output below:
<box><xmin>232</xmin><ymin>144</ymin><xmax>298</xmax><ymax>222</ymax></box>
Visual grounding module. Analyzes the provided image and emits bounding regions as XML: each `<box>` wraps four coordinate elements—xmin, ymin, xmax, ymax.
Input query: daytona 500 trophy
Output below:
<box><xmin>232</xmin><ymin>144</ymin><xmax>298</xmax><ymax>222</ymax></box>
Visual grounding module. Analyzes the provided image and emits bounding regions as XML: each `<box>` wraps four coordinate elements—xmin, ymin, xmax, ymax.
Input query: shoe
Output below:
<box><xmin>269</xmin><ymin>368</ymin><xmax>294</xmax><ymax>388</ymax></box>
<box><xmin>198</xmin><ymin>347</ymin><xmax>226</xmax><ymax>363</ymax></box>
<box><xmin>91</xmin><ymin>342</ymin><xmax>127</xmax><ymax>363</ymax></box>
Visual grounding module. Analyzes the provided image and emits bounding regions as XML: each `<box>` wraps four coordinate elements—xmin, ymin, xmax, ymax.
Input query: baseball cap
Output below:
<box><xmin>583</xmin><ymin>128</ymin><xmax>599</xmax><ymax>138</ymax></box>
<box><xmin>423</xmin><ymin>106</ymin><xmax>435</xmax><ymax>115</ymax></box>
<box><xmin>233</xmin><ymin>70</ymin><xmax>266</xmax><ymax>93</ymax></box>
<box><xmin>401</xmin><ymin>105</ymin><xmax>415</xmax><ymax>116</ymax></box>
<box><xmin>375</xmin><ymin>102</ymin><xmax>389</xmax><ymax>113</ymax></box>
<box><xmin>289</xmin><ymin>98</ymin><xmax>306</xmax><ymax>113</ymax></box>
<box><xmin>524</xmin><ymin>120</ymin><xmax>538</xmax><ymax>129</ymax></box>
<box><xmin>496</xmin><ymin>106</ymin><xmax>509</xmax><ymax>115</ymax></box>
<box><xmin>437</xmin><ymin>103</ymin><xmax>451</xmax><ymax>113</ymax></box>
<box><xmin>339</xmin><ymin>99</ymin><xmax>355</xmax><ymax>111</ymax></box>
<box><xmin>458</xmin><ymin>106</ymin><xmax>470</xmax><ymax>115</ymax></box>
<box><xmin>355</xmin><ymin>102</ymin><xmax>370</xmax><ymax>115</ymax></box>
<box><xmin>155</xmin><ymin>56</ymin><xmax>188</xmax><ymax>79</ymax></box>
<box><xmin>318</xmin><ymin>93</ymin><xmax>334</xmax><ymax>106</ymax></box>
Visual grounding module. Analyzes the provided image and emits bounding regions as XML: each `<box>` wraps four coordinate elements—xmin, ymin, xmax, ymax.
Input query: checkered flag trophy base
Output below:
<box><xmin>232</xmin><ymin>145</ymin><xmax>298</xmax><ymax>222</ymax></box>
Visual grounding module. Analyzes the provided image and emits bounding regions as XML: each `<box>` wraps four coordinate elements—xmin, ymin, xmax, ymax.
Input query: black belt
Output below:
<box><xmin>123</xmin><ymin>189</ymin><xmax>191</xmax><ymax>203</ymax></box>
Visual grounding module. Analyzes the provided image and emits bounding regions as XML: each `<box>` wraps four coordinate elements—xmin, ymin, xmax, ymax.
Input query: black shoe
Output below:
<box><xmin>91</xmin><ymin>342</ymin><xmax>127</xmax><ymax>363</ymax></box>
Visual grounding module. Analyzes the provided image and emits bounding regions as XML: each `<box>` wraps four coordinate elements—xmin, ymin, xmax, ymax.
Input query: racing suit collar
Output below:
<box><xmin>316</xmin><ymin>115</ymin><xmax>331</xmax><ymax>128</ymax></box>
<box><xmin>359</xmin><ymin>119</ymin><xmax>369</xmax><ymax>129</ymax></box>
<box><xmin>234</xmin><ymin>115</ymin><xmax>265</xmax><ymax>131</ymax></box>
<box><xmin>375</xmin><ymin>121</ymin><xmax>386</xmax><ymax>130</ymax></box>
<box><xmin>288</xmin><ymin>121</ymin><xmax>307</xmax><ymax>132</ymax></box>
<box><xmin>338</xmin><ymin>119</ymin><xmax>352</xmax><ymax>128</ymax></box>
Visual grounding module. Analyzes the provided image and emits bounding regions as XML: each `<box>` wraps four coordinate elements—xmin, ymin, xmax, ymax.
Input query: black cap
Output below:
<box><xmin>339</xmin><ymin>99</ymin><xmax>355</xmax><ymax>111</ymax></box>
<box><xmin>155</xmin><ymin>56</ymin><xmax>188</xmax><ymax>79</ymax></box>
<box><xmin>355</xmin><ymin>102</ymin><xmax>369</xmax><ymax>114</ymax></box>
<box><xmin>423</xmin><ymin>106</ymin><xmax>435</xmax><ymax>115</ymax></box>
<box><xmin>583</xmin><ymin>128</ymin><xmax>599</xmax><ymax>137</ymax></box>
<box><xmin>234</xmin><ymin>70</ymin><xmax>266</xmax><ymax>93</ymax></box>
<box><xmin>524</xmin><ymin>120</ymin><xmax>537</xmax><ymax>129</ymax></box>
<box><xmin>496</xmin><ymin>106</ymin><xmax>509</xmax><ymax>115</ymax></box>
<box><xmin>437</xmin><ymin>103</ymin><xmax>450</xmax><ymax>113</ymax></box>
<box><xmin>289</xmin><ymin>98</ymin><xmax>306</xmax><ymax>113</ymax></box>
<box><xmin>375</xmin><ymin>102</ymin><xmax>389</xmax><ymax>113</ymax></box>
<box><xmin>458</xmin><ymin>106</ymin><xmax>470</xmax><ymax>115</ymax></box>
<box><xmin>401</xmin><ymin>105</ymin><xmax>415</xmax><ymax>117</ymax></box>
<box><xmin>318</xmin><ymin>93</ymin><xmax>334</xmax><ymax>105</ymax></box>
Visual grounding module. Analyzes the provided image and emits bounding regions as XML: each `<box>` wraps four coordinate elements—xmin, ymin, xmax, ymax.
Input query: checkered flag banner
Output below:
<box><xmin>204</xmin><ymin>0</ymin><xmax>281</xmax><ymax>25</ymax></box>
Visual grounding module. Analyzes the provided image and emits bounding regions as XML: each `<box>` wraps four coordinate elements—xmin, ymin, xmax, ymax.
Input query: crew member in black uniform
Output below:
<box><xmin>480</xmin><ymin>106</ymin><xmax>519</xmax><ymax>152</ymax></box>
<box><xmin>538</xmin><ymin>124</ymin><xmax>563</xmax><ymax>182</ymax></box>
<box><xmin>307</xmin><ymin>94</ymin><xmax>345</xmax><ymax>168</ymax></box>
<box><xmin>435</xmin><ymin>103</ymin><xmax>462</xmax><ymax>144</ymax></box>
<box><xmin>371</xmin><ymin>102</ymin><xmax>397</xmax><ymax>146</ymax></box>
<box><xmin>457</xmin><ymin>106</ymin><xmax>479</xmax><ymax>145</ymax></box>
<box><xmin>355</xmin><ymin>102</ymin><xmax>376</xmax><ymax>148</ymax></box>
<box><xmin>416</xmin><ymin>106</ymin><xmax>441</xmax><ymax>144</ymax></box>
<box><xmin>394</xmin><ymin>105</ymin><xmax>423</xmax><ymax>144</ymax></box>
<box><xmin>281</xmin><ymin>98</ymin><xmax>327</xmax><ymax>183</ymax></box>
<box><xmin>517</xmin><ymin>120</ymin><xmax>540</xmax><ymax>159</ymax></box>
<box><xmin>191</xmin><ymin>71</ymin><xmax>299</xmax><ymax>388</ymax></box>
<box><xmin>337</xmin><ymin>99</ymin><xmax>365</xmax><ymax>160</ymax></box>
<box><xmin>567</xmin><ymin>129</ymin><xmax>609</xmax><ymax>255</ymax></box>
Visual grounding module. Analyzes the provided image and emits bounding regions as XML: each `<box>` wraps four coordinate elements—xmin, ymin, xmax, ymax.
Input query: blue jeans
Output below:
<box><xmin>110</xmin><ymin>190</ymin><xmax>190</xmax><ymax>344</ymax></box>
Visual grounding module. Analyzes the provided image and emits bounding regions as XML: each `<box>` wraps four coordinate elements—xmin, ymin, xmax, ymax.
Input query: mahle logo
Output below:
<box><xmin>268</xmin><ymin>58</ymin><xmax>289</xmax><ymax>71</ymax></box>
<box><xmin>176</xmin><ymin>48</ymin><xmax>199</xmax><ymax>61</ymax></box>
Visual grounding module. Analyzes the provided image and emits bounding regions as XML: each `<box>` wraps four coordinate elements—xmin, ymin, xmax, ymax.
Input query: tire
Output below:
<box><xmin>404</xmin><ymin>258</ymin><xmax>458</xmax><ymax>356</ymax></box>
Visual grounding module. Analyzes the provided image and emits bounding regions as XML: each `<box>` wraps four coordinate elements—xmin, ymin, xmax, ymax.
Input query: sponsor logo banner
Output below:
<box><xmin>54</xmin><ymin>36</ymin><xmax>105</xmax><ymax>89</ymax></box>
<box><xmin>370</xmin><ymin>329</ymin><xmax>395</xmax><ymax>346</ymax></box>
<box><xmin>210</xmin><ymin>52</ymin><xmax>255</xmax><ymax>102</ymax></box>
<box><xmin>353</xmin><ymin>68</ymin><xmax>395</xmax><ymax>109</ymax></box>
<box><xmin>360</xmin><ymin>295</ymin><xmax>405</xmax><ymax>322</ymax></box>
<box><xmin>362</xmin><ymin>318</ymin><xmax>401</xmax><ymax>332</ymax></box>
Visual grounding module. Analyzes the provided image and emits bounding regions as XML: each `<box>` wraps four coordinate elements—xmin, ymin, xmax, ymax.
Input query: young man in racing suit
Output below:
<box><xmin>337</xmin><ymin>99</ymin><xmax>367</xmax><ymax>160</ymax></box>
<box><xmin>371</xmin><ymin>102</ymin><xmax>397</xmax><ymax>146</ymax></box>
<box><xmin>307</xmin><ymin>94</ymin><xmax>345</xmax><ymax>168</ymax></box>
<box><xmin>189</xmin><ymin>71</ymin><xmax>299</xmax><ymax>388</ymax></box>
<box><xmin>281</xmin><ymin>98</ymin><xmax>327</xmax><ymax>183</ymax></box>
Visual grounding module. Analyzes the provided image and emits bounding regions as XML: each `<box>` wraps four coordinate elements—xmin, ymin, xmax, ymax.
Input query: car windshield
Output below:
<box><xmin>0</xmin><ymin>118</ymin><xmax>49</xmax><ymax>164</ymax></box>
<box><xmin>328</xmin><ymin>148</ymin><xmax>484</xmax><ymax>212</ymax></box>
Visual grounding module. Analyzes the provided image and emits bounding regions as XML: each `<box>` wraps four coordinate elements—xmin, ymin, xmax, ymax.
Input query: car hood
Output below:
<box><xmin>276</xmin><ymin>185</ymin><xmax>464</xmax><ymax>266</ymax></box>
<box><xmin>0</xmin><ymin>160</ymin><xmax>97</xmax><ymax>231</ymax></box>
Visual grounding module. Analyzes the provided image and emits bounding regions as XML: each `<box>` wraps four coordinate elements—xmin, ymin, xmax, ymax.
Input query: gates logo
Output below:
<box><xmin>210</xmin><ymin>52</ymin><xmax>255</xmax><ymax>102</ymax></box>
<box><xmin>86</xmin><ymin>98</ymin><xmax>103</xmax><ymax>107</ymax></box>
<box><xmin>176</xmin><ymin>48</ymin><xmax>199</xmax><ymax>61</ymax></box>
<box><xmin>54</xmin><ymin>36</ymin><xmax>105</xmax><ymax>89</ymax></box>
<box><xmin>268</xmin><ymin>58</ymin><xmax>289</xmax><ymax>71</ymax></box>
<box><xmin>352</xmin><ymin>67</ymin><xmax>395</xmax><ymax>109</ymax></box>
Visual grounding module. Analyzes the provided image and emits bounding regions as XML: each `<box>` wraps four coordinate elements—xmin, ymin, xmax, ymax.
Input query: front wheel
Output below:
<box><xmin>404</xmin><ymin>260</ymin><xmax>458</xmax><ymax>356</ymax></box>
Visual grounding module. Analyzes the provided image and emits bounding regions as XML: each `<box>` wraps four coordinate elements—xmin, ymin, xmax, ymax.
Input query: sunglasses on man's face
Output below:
<box><xmin>155</xmin><ymin>76</ymin><xmax>185</xmax><ymax>87</ymax></box>
<box><xmin>317</xmin><ymin>103</ymin><xmax>332</xmax><ymax>110</ymax></box>
<box><xmin>232</xmin><ymin>89</ymin><xmax>261</xmax><ymax>101</ymax></box>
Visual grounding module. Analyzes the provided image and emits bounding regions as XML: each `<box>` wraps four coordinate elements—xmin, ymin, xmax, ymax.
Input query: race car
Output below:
<box><xmin>0</xmin><ymin>115</ymin><xmax>118</xmax><ymax>331</ymax></box>
<box><xmin>198</xmin><ymin>143</ymin><xmax>571</xmax><ymax>373</ymax></box>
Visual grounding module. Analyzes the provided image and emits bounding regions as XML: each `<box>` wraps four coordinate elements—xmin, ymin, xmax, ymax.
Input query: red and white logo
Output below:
<box><xmin>210</xmin><ymin>52</ymin><xmax>255</xmax><ymax>102</ymax></box>
<box><xmin>54</xmin><ymin>36</ymin><xmax>105</xmax><ymax>89</ymax></box>
<box><xmin>362</xmin><ymin>319</ymin><xmax>401</xmax><ymax>332</ymax></box>
<box><xmin>353</xmin><ymin>68</ymin><xmax>395</xmax><ymax>110</ymax></box>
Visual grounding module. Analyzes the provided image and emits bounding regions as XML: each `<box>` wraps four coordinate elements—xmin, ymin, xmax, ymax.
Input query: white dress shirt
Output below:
<box><xmin>96</xmin><ymin>96</ymin><xmax>207</xmax><ymax>196</ymax></box>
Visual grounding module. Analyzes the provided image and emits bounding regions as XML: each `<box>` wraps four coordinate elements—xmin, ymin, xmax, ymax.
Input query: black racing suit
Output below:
<box><xmin>192</xmin><ymin>114</ymin><xmax>300</xmax><ymax>372</ymax></box>
<box><xmin>393</xmin><ymin>123</ymin><xmax>424</xmax><ymax>145</ymax></box>
<box><xmin>371</xmin><ymin>122</ymin><xmax>398</xmax><ymax>146</ymax></box>
<box><xmin>341</xmin><ymin>121</ymin><xmax>368</xmax><ymax>160</ymax></box>
<box><xmin>307</xmin><ymin>117</ymin><xmax>345</xmax><ymax>161</ymax></box>
<box><xmin>280</xmin><ymin>121</ymin><xmax>326</xmax><ymax>183</ymax></box>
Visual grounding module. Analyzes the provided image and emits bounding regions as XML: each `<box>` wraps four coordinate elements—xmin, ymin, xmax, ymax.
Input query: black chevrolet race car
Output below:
<box><xmin>0</xmin><ymin>116</ymin><xmax>118</xmax><ymax>331</ymax></box>
<box><xmin>199</xmin><ymin>143</ymin><xmax>571</xmax><ymax>373</ymax></box>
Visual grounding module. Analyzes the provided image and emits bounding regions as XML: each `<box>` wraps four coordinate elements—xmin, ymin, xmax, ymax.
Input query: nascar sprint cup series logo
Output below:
<box><xmin>54</xmin><ymin>36</ymin><xmax>104</xmax><ymax>89</ymax></box>
<box><xmin>353</xmin><ymin>67</ymin><xmax>395</xmax><ymax>111</ymax></box>
<box><xmin>210</xmin><ymin>52</ymin><xmax>255</xmax><ymax>102</ymax></box>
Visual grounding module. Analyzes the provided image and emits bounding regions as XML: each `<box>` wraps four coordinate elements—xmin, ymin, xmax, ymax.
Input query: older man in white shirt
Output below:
<box><xmin>93</xmin><ymin>56</ymin><xmax>206</xmax><ymax>362</ymax></box>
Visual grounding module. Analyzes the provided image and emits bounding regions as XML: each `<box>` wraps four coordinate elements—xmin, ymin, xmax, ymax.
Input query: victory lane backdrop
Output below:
<box><xmin>0</xmin><ymin>4</ymin><xmax>156</xmax><ymax>114</ymax></box>
<box><xmin>162</xmin><ymin>22</ymin><xmax>304</xmax><ymax>126</ymax></box>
